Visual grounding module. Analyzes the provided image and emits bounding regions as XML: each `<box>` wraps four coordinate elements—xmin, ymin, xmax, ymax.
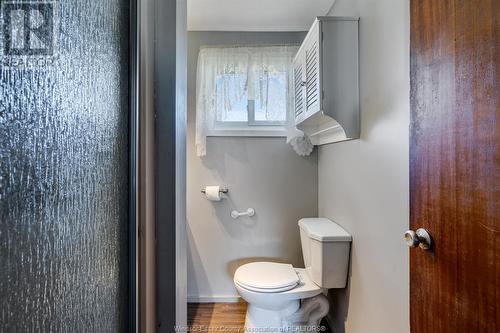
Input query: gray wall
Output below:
<box><xmin>186</xmin><ymin>31</ymin><xmax>318</xmax><ymax>301</ymax></box>
<box><xmin>321</xmin><ymin>1</ymin><xmax>410</xmax><ymax>332</ymax></box>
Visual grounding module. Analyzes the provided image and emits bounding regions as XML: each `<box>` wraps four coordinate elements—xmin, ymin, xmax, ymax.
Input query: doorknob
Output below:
<box><xmin>404</xmin><ymin>228</ymin><xmax>432</xmax><ymax>250</ymax></box>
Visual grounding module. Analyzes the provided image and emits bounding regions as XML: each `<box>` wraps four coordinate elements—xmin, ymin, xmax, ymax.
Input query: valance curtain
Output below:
<box><xmin>195</xmin><ymin>45</ymin><xmax>299</xmax><ymax>157</ymax></box>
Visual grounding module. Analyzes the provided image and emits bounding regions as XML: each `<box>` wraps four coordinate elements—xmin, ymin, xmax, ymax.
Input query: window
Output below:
<box><xmin>214</xmin><ymin>71</ymin><xmax>287</xmax><ymax>125</ymax></box>
<box><xmin>195</xmin><ymin>45</ymin><xmax>299</xmax><ymax>156</ymax></box>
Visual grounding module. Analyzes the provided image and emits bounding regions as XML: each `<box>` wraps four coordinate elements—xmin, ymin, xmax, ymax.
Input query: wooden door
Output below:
<box><xmin>410</xmin><ymin>1</ymin><xmax>499</xmax><ymax>332</ymax></box>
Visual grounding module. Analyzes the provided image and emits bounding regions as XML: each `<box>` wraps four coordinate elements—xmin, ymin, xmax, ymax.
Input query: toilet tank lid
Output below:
<box><xmin>299</xmin><ymin>218</ymin><xmax>352</xmax><ymax>242</ymax></box>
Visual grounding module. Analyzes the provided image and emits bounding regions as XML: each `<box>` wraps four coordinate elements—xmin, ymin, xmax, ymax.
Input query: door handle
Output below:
<box><xmin>404</xmin><ymin>228</ymin><xmax>432</xmax><ymax>250</ymax></box>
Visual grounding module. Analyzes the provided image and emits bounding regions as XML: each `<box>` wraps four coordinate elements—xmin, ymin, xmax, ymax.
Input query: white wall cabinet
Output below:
<box><xmin>293</xmin><ymin>17</ymin><xmax>359</xmax><ymax>145</ymax></box>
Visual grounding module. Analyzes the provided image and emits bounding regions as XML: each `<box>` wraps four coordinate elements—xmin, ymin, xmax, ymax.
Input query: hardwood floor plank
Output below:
<box><xmin>187</xmin><ymin>302</ymin><xmax>247</xmax><ymax>331</ymax></box>
<box><xmin>187</xmin><ymin>302</ymin><xmax>332</xmax><ymax>332</ymax></box>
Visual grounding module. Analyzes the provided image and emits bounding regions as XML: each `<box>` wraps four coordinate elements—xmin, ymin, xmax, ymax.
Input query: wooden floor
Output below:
<box><xmin>187</xmin><ymin>302</ymin><xmax>332</xmax><ymax>332</ymax></box>
<box><xmin>187</xmin><ymin>302</ymin><xmax>247</xmax><ymax>332</ymax></box>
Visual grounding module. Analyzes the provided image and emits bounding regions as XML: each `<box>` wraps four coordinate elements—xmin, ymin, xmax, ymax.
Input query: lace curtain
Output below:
<box><xmin>195</xmin><ymin>45</ymin><xmax>299</xmax><ymax>157</ymax></box>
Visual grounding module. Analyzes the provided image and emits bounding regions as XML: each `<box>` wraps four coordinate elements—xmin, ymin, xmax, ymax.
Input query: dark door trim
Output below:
<box><xmin>129</xmin><ymin>0</ymin><xmax>139</xmax><ymax>331</ymax></box>
<box><xmin>155</xmin><ymin>0</ymin><xmax>187</xmax><ymax>330</ymax></box>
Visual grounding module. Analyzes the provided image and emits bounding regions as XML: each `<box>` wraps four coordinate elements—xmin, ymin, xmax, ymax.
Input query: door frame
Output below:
<box><xmin>132</xmin><ymin>0</ymin><xmax>188</xmax><ymax>331</ymax></box>
<box><xmin>129</xmin><ymin>0</ymin><xmax>139</xmax><ymax>332</ymax></box>
<box><xmin>151</xmin><ymin>0</ymin><xmax>188</xmax><ymax>330</ymax></box>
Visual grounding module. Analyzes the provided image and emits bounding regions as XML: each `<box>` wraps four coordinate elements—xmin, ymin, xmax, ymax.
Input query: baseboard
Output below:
<box><xmin>187</xmin><ymin>295</ymin><xmax>241</xmax><ymax>303</ymax></box>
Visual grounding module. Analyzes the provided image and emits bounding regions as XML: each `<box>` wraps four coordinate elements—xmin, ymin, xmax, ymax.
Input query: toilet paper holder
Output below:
<box><xmin>201</xmin><ymin>186</ymin><xmax>228</xmax><ymax>194</ymax></box>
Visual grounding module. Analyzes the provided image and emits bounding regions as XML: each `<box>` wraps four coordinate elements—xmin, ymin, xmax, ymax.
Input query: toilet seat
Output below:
<box><xmin>234</xmin><ymin>262</ymin><xmax>299</xmax><ymax>293</ymax></box>
<box><xmin>235</xmin><ymin>281</ymin><xmax>298</xmax><ymax>293</ymax></box>
<box><xmin>234</xmin><ymin>266</ymin><xmax>324</xmax><ymax>304</ymax></box>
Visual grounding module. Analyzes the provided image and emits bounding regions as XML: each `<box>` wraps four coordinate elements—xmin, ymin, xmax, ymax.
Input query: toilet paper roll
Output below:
<box><xmin>205</xmin><ymin>186</ymin><xmax>221</xmax><ymax>201</ymax></box>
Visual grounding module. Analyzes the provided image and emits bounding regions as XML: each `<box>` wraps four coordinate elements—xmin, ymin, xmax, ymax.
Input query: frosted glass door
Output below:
<box><xmin>0</xmin><ymin>0</ymin><xmax>130</xmax><ymax>331</ymax></box>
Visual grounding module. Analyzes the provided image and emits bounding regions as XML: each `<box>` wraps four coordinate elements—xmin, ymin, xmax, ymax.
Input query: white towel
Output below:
<box><xmin>286</xmin><ymin>127</ymin><xmax>314</xmax><ymax>156</ymax></box>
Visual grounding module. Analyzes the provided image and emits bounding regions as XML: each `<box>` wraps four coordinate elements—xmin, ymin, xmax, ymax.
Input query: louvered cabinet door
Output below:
<box><xmin>293</xmin><ymin>59</ymin><xmax>305</xmax><ymax>121</ymax></box>
<box><xmin>293</xmin><ymin>17</ymin><xmax>359</xmax><ymax>144</ymax></box>
<box><xmin>304</xmin><ymin>22</ymin><xmax>321</xmax><ymax>117</ymax></box>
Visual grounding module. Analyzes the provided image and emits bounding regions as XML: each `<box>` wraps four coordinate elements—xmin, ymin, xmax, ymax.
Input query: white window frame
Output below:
<box><xmin>195</xmin><ymin>45</ymin><xmax>299</xmax><ymax>156</ymax></box>
<box><xmin>200</xmin><ymin>46</ymin><xmax>297</xmax><ymax>138</ymax></box>
<box><xmin>209</xmin><ymin>100</ymin><xmax>287</xmax><ymax>137</ymax></box>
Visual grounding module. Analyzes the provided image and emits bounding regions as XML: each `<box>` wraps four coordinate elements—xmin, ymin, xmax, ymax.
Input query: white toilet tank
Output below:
<box><xmin>299</xmin><ymin>218</ymin><xmax>352</xmax><ymax>288</ymax></box>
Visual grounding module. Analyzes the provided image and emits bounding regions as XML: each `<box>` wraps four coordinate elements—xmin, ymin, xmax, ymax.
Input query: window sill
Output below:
<box><xmin>206</xmin><ymin>127</ymin><xmax>287</xmax><ymax>137</ymax></box>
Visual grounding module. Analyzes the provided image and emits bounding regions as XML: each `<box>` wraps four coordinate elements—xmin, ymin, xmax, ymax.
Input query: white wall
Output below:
<box><xmin>186</xmin><ymin>32</ymin><xmax>317</xmax><ymax>302</ymax></box>
<box><xmin>320</xmin><ymin>1</ymin><xmax>410</xmax><ymax>332</ymax></box>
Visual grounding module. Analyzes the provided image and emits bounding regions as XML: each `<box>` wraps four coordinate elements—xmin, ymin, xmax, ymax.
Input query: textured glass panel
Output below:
<box><xmin>0</xmin><ymin>0</ymin><xmax>129</xmax><ymax>332</ymax></box>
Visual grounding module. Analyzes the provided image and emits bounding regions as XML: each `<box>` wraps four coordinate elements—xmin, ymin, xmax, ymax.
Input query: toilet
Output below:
<box><xmin>234</xmin><ymin>218</ymin><xmax>352</xmax><ymax>331</ymax></box>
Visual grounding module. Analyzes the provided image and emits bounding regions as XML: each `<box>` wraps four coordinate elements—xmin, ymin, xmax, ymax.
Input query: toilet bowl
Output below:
<box><xmin>234</xmin><ymin>263</ymin><xmax>328</xmax><ymax>330</ymax></box>
<box><xmin>233</xmin><ymin>218</ymin><xmax>352</xmax><ymax>332</ymax></box>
